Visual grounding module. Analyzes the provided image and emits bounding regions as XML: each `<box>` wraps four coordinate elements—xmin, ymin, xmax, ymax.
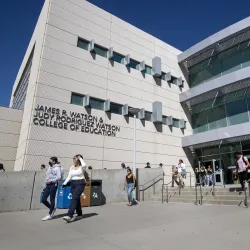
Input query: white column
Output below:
<box><xmin>133</xmin><ymin>114</ymin><xmax>136</xmax><ymax>175</ymax></box>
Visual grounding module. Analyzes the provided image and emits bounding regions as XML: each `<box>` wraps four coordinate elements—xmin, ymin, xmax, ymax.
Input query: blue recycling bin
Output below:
<box><xmin>57</xmin><ymin>182</ymin><xmax>71</xmax><ymax>209</ymax></box>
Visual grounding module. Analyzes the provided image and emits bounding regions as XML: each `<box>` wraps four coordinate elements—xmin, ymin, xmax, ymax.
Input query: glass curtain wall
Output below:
<box><xmin>191</xmin><ymin>88</ymin><xmax>250</xmax><ymax>133</ymax></box>
<box><xmin>189</xmin><ymin>40</ymin><xmax>250</xmax><ymax>88</ymax></box>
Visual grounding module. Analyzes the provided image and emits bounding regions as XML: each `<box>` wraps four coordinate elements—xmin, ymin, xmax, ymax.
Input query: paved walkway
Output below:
<box><xmin>0</xmin><ymin>202</ymin><xmax>250</xmax><ymax>250</ymax></box>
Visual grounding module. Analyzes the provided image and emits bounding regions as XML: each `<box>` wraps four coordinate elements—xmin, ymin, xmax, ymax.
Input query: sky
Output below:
<box><xmin>0</xmin><ymin>0</ymin><xmax>250</xmax><ymax>107</ymax></box>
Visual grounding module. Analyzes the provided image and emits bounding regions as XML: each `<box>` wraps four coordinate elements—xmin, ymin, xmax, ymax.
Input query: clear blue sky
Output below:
<box><xmin>1</xmin><ymin>0</ymin><xmax>250</xmax><ymax>107</ymax></box>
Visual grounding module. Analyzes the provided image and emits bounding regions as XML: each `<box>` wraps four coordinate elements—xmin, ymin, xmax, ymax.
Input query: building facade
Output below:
<box><xmin>179</xmin><ymin>17</ymin><xmax>250</xmax><ymax>185</ymax></box>
<box><xmin>7</xmin><ymin>0</ymin><xmax>192</xmax><ymax>171</ymax></box>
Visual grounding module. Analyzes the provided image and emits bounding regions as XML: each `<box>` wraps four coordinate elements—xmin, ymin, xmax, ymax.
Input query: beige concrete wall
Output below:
<box><xmin>0</xmin><ymin>107</ymin><xmax>23</xmax><ymax>171</ymax></box>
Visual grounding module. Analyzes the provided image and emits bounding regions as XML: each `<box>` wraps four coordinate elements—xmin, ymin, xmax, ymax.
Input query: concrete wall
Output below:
<box><xmin>12</xmin><ymin>0</ymin><xmax>193</xmax><ymax>172</ymax></box>
<box><xmin>0</xmin><ymin>169</ymin><xmax>163</xmax><ymax>213</ymax></box>
<box><xmin>0</xmin><ymin>172</ymin><xmax>35</xmax><ymax>212</ymax></box>
<box><xmin>0</xmin><ymin>107</ymin><xmax>23</xmax><ymax>171</ymax></box>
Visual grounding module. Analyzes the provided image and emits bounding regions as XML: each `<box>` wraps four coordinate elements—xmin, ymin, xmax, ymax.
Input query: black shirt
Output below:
<box><xmin>126</xmin><ymin>175</ymin><xmax>134</xmax><ymax>184</ymax></box>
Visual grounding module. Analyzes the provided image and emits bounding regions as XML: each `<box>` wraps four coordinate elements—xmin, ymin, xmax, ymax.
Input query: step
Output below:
<box><xmin>161</xmin><ymin>199</ymin><xmax>246</xmax><ymax>206</ymax></box>
<box><xmin>159</xmin><ymin>191</ymin><xmax>246</xmax><ymax>197</ymax></box>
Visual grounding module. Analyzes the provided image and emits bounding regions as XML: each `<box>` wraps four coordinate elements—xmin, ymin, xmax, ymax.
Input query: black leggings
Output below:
<box><xmin>238</xmin><ymin>171</ymin><xmax>248</xmax><ymax>190</ymax></box>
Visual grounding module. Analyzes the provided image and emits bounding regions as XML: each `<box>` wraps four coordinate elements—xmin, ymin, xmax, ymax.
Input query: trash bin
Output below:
<box><xmin>57</xmin><ymin>182</ymin><xmax>71</xmax><ymax>209</ymax></box>
<box><xmin>80</xmin><ymin>185</ymin><xmax>91</xmax><ymax>207</ymax></box>
<box><xmin>90</xmin><ymin>180</ymin><xmax>102</xmax><ymax>206</ymax></box>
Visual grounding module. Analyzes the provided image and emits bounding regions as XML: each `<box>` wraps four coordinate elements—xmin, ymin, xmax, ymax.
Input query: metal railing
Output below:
<box><xmin>162</xmin><ymin>176</ymin><xmax>183</xmax><ymax>203</ymax></box>
<box><xmin>243</xmin><ymin>179</ymin><xmax>250</xmax><ymax>208</ymax></box>
<box><xmin>195</xmin><ymin>169</ymin><xmax>225</xmax><ymax>205</ymax></box>
<box><xmin>138</xmin><ymin>174</ymin><xmax>164</xmax><ymax>201</ymax></box>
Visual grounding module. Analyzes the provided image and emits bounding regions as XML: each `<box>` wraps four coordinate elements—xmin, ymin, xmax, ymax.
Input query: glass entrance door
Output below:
<box><xmin>212</xmin><ymin>159</ymin><xmax>224</xmax><ymax>186</ymax></box>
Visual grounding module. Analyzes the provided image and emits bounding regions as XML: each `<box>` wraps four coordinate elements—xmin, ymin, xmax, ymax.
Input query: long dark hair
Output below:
<box><xmin>50</xmin><ymin>157</ymin><xmax>58</xmax><ymax>164</ymax></box>
<box><xmin>75</xmin><ymin>154</ymin><xmax>83</xmax><ymax>166</ymax></box>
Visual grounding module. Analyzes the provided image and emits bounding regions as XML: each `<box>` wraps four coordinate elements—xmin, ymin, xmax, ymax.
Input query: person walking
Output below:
<box><xmin>235</xmin><ymin>152</ymin><xmax>250</xmax><ymax>191</ymax></box>
<box><xmin>177</xmin><ymin>160</ymin><xmax>185</xmax><ymax>188</ymax></box>
<box><xmin>172</xmin><ymin>166</ymin><xmax>179</xmax><ymax>187</ymax></box>
<box><xmin>145</xmin><ymin>162</ymin><xmax>151</xmax><ymax>168</ymax></box>
<box><xmin>41</xmin><ymin>157</ymin><xmax>62</xmax><ymax>221</ymax></box>
<box><xmin>124</xmin><ymin>168</ymin><xmax>136</xmax><ymax>206</ymax></box>
<box><xmin>62</xmin><ymin>155</ymin><xmax>87</xmax><ymax>223</ymax></box>
<box><xmin>206</xmin><ymin>165</ymin><xmax>213</xmax><ymax>186</ymax></box>
<box><xmin>0</xmin><ymin>163</ymin><xmax>5</xmax><ymax>172</ymax></box>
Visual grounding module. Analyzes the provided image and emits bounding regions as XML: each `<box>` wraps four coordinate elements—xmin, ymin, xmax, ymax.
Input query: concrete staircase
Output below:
<box><xmin>150</xmin><ymin>186</ymin><xmax>248</xmax><ymax>206</ymax></box>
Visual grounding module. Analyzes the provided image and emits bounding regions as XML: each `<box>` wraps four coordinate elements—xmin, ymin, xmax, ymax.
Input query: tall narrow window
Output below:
<box><xmin>145</xmin><ymin>111</ymin><xmax>152</xmax><ymax>121</ymax></box>
<box><xmin>71</xmin><ymin>93</ymin><xmax>84</xmax><ymax>106</ymax></box>
<box><xmin>77</xmin><ymin>38</ymin><xmax>89</xmax><ymax>51</ymax></box>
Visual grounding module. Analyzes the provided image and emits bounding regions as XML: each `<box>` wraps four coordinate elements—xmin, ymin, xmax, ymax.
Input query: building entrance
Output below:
<box><xmin>201</xmin><ymin>159</ymin><xmax>224</xmax><ymax>186</ymax></box>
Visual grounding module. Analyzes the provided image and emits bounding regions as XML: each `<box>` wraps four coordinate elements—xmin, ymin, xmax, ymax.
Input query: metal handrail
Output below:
<box><xmin>243</xmin><ymin>179</ymin><xmax>250</xmax><ymax>208</ymax></box>
<box><xmin>138</xmin><ymin>174</ymin><xmax>163</xmax><ymax>190</ymax></box>
<box><xmin>195</xmin><ymin>169</ymin><xmax>225</xmax><ymax>205</ymax></box>
<box><xmin>162</xmin><ymin>181</ymin><xmax>173</xmax><ymax>203</ymax></box>
<box><xmin>138</xmin><ymin>173</ymin><xmax>164</xmax><ymax>201</ymax></box>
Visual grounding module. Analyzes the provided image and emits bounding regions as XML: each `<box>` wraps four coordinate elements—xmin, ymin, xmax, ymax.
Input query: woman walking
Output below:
<box><xmin>41</xmin><ymin>157</ymin><xmax>61</xmax><ymax>221</ymax></box>
<box><xmin>62</xmin><ymin>155</ymin><xmax>87</xmax><ymax>223</ymax></box>
<box><xmin>124</xmin><ymin>168</ymin><xmax>135</xmax><ymax>206</ymax></box>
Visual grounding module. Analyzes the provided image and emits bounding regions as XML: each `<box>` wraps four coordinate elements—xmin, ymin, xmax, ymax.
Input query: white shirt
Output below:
<box><xmin>63</xmin><ymin>158</ymin><xmax>86</xmax><ymax>185</ymax></box>
<box><xmin>177</xmin><ymin>163</ymin><xmax>186</xmax><ymax>173</ymax></box>
<box><xmin>237</xmin><ymin>156</ymin><xmax>248</xmax><ymax>173</ymax></box>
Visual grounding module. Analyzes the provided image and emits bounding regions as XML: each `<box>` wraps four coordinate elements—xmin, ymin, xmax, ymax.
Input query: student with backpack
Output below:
<box><xmin>41</xmin><ymin>157</ymin><xmax>62</xmax><ymax>221</ymax></box>
<box><xmin>235</xmin><ymin>152</ymin><xmax>250</xmax><ymax>191</ymax></box>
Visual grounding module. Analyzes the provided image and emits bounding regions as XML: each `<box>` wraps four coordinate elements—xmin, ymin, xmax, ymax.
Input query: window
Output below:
<box><xmin>192</xmin><ymin>112</ymin><xmax>208</xmax><ymax>133</ymax></box>
<box><xmin>93</xmin><ymin>44</ymin><xmax>108</xmax><ymax>58</ymax></box>
<box><xmin>110</xmin><ymin>103</ymin><xmax>123</xmax><ymax>115</ymax></box>
<box><xmin>77</xmin><ymin>38</ymin><xmax>89</xmax><ymax>51</ymax></box>
<box><xmin>71</xmin><ymin>93</ymin><xmax>83</xmax><ymax>106</ymax></box>
<box><xmin>89</xmin><ymin>98</ymin><xmax>104</xmax><ymax>110</ymax></box>
<box><xmin>145</xmin><ymin>111</ymin><xmax>152</xmax><ymax>121</ymax></box>
<box><xmin>188</xmin><ymin>39</ymin><xmax>250</xmax><ymax>88</ymax></box>
<box><xmin>129</xmin><ymin>59</ymin><xmax>140</xmax><ymax>69</ymax></box>
<box><xmin>226</xmin><ymin>98</ymin><xmax>249</xmax><ymax>126</ymax></box>
<box><xmin>173</xmin><ymin>118</ymin><xmax>180</xmax><ymax>128</ymax></box>
<box><xmin>207</xmin><ymin>105</ymin><xmax>227</xmax><ymax>130</ymax></box>
<box><xmin>171</xmin><ymin>76</ymin><xmax>177</xmax><ymax>84</ymax></box>
<box><xmin>112</xmin><ymin>52</ymin><xmax>125</xmax><ymax>64</ymax></box>
<box><xmin>144</xmin><ymin>65</ymin><xmax>152</xmax><ymax>75</ymax></box>
<box><xmin>162</xmin><ymin>115</ymin><xmax>168</xmax><ymax>124</ymax></box>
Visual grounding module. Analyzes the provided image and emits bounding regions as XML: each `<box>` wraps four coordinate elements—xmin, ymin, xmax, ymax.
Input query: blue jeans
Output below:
<box><xmin>126</xmin><ymin>183</ymin><xmax>134</xmax><ymax>203</ymax></box>
<box><xmin>206</xmin><ymin>175</ymin><xmax>213</xmax><ymax>186</ymax></box>
<box><xmin>42</xmin><ymin>183</ymin><xmax>58</xmax><ymax>215</ymax></box>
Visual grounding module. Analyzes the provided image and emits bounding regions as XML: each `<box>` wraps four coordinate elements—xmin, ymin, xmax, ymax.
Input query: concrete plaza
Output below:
<box><xmin>0</xmin><ymin>202</ymin><xmax>250</xmax><ymax>250</ymax></box>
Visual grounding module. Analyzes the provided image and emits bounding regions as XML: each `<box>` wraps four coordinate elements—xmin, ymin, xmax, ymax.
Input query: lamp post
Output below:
<box><xmin>128</xmin><ymin>108</ymin><xmax>140</xmax><ymax>176</ymax></box>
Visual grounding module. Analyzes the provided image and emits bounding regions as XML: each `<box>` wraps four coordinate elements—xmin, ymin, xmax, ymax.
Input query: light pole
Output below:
<box><xmin>128</xmin><ymin>108</ymin><xmax>140</xmax><ymax>176</ymax></box>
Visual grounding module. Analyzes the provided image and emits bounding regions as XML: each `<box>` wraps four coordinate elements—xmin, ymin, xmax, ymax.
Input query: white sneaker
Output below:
<box><xmin>51</xmin><ymin>208</ymin><xmax>56</xmax><ymax>217</ymax></box>
<box><xmin>63</xmin><ymin>216</ymin><xmax>74</xmax><ymax>223</ymax></box>
<box><xmin>42</xmin><ymin>215</ymin><xmax>52</xmax><ymax>221</ymax></box>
